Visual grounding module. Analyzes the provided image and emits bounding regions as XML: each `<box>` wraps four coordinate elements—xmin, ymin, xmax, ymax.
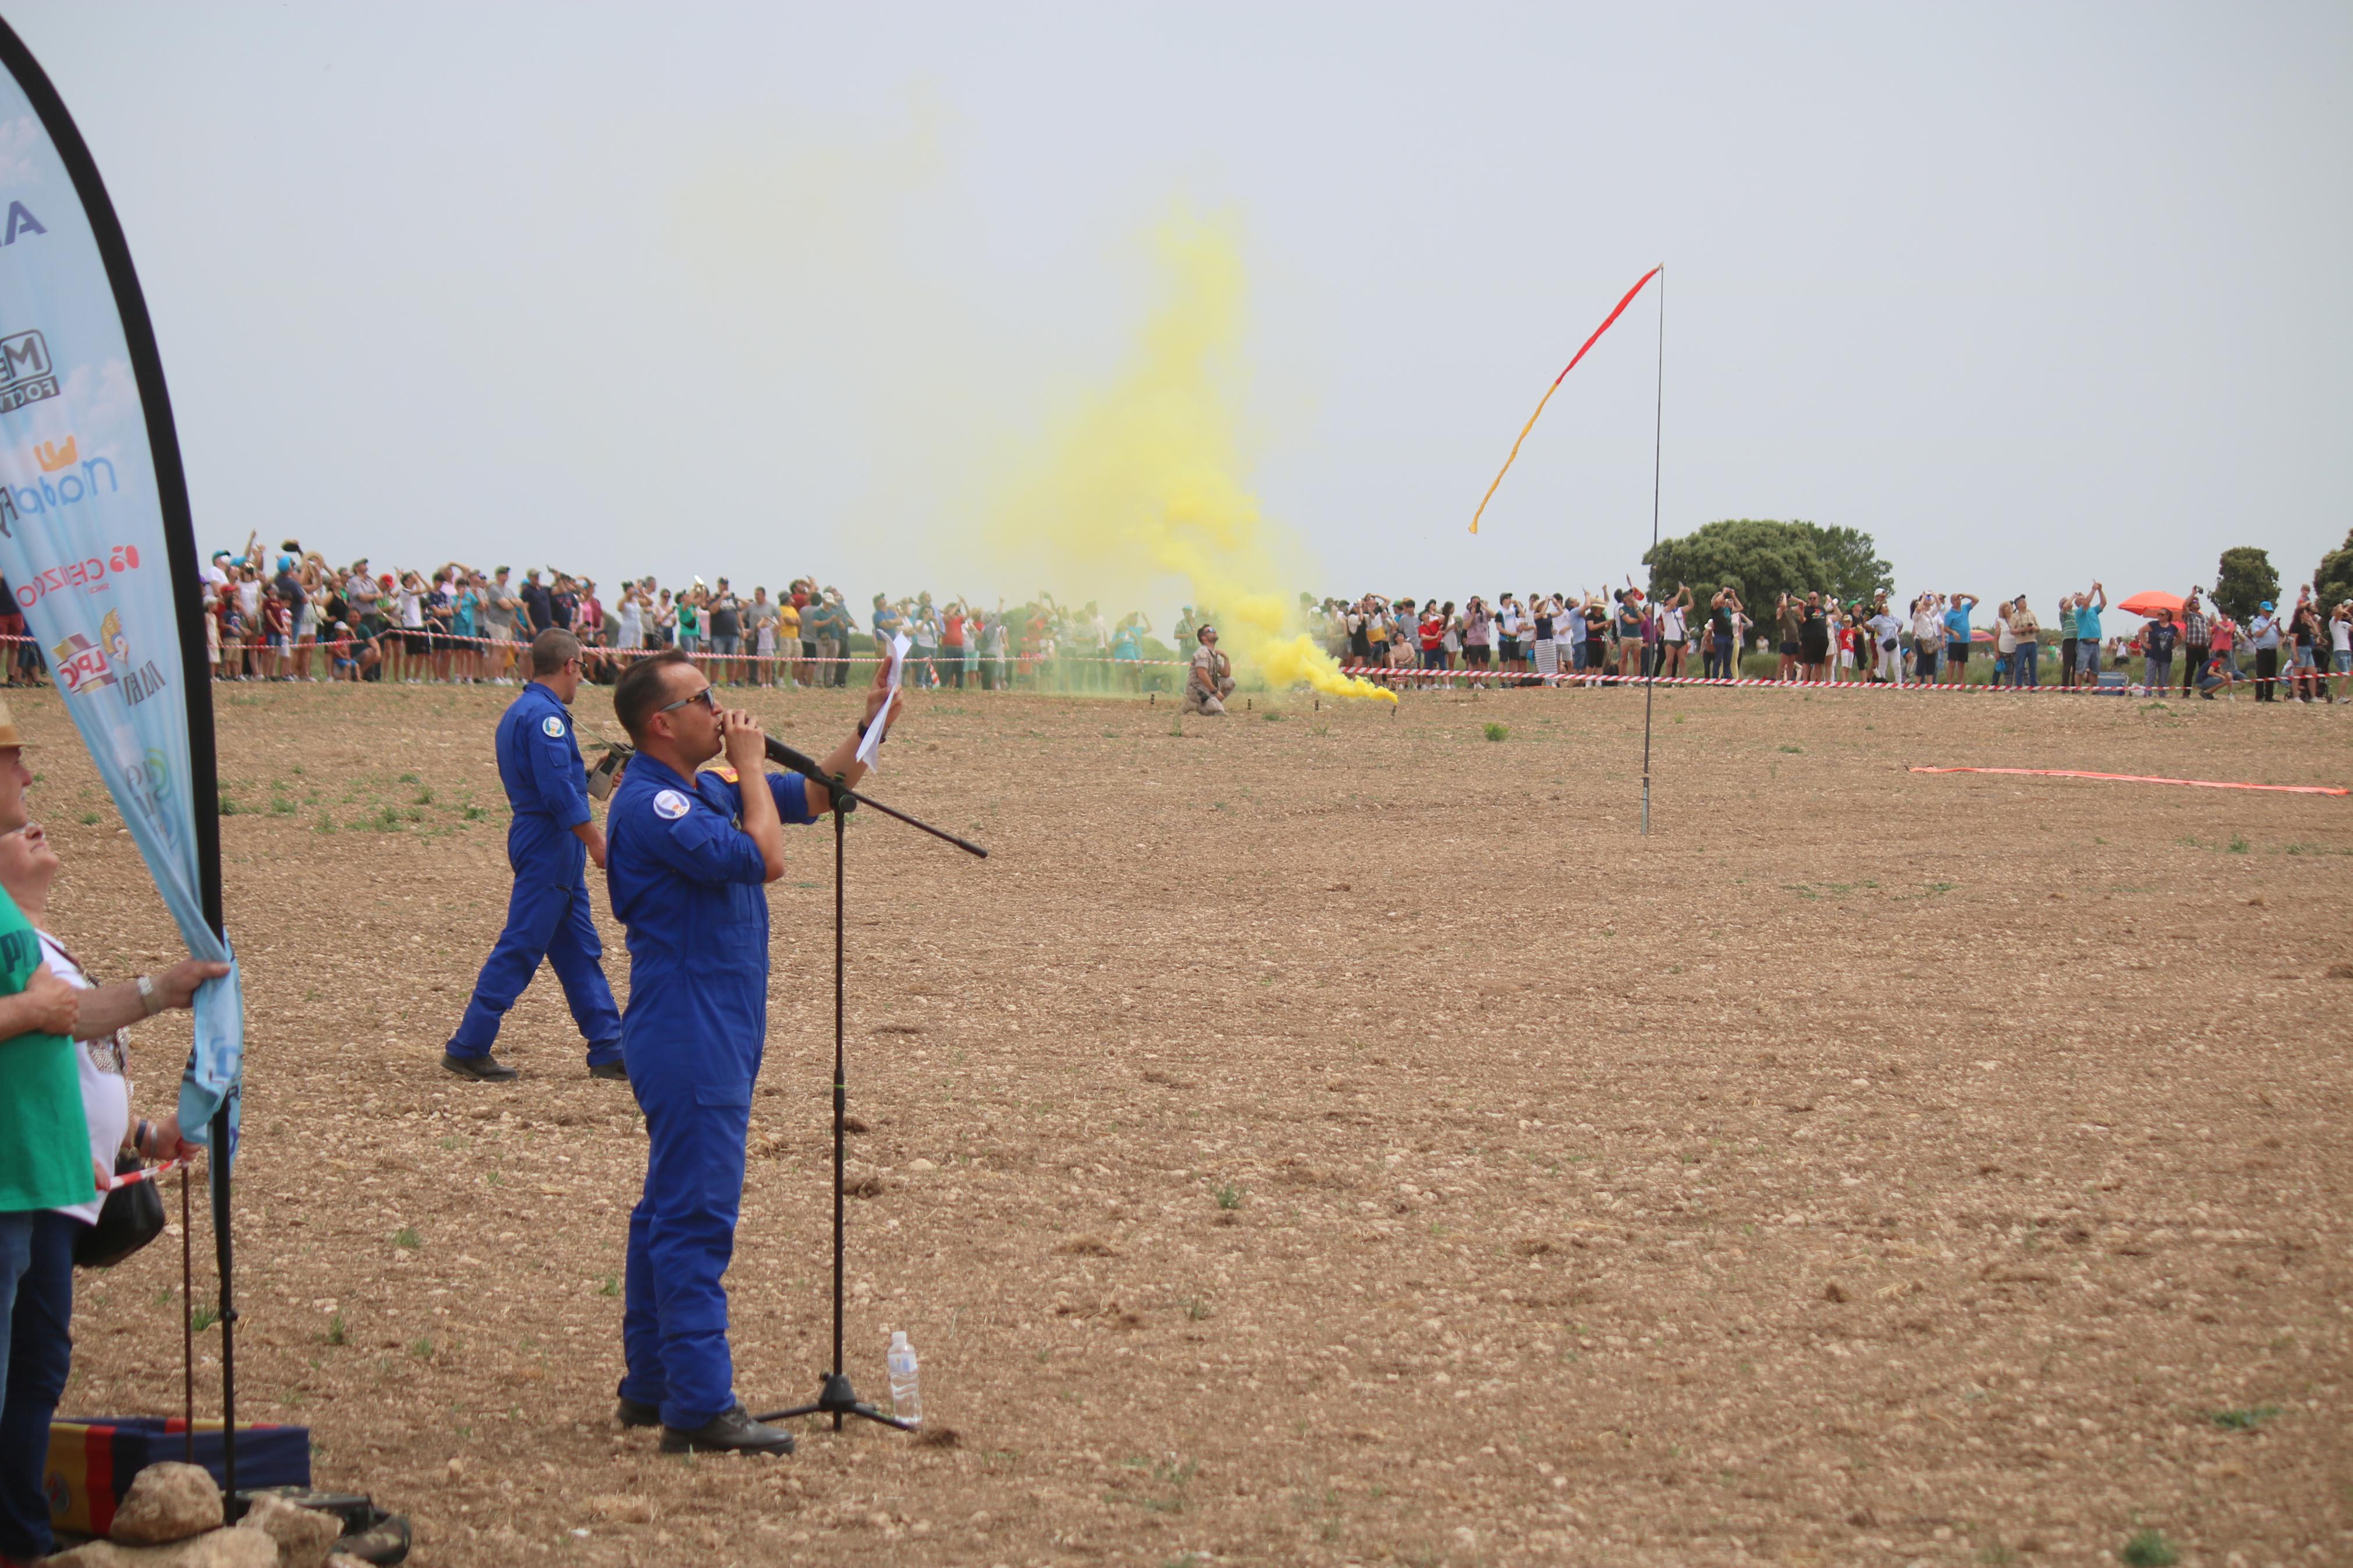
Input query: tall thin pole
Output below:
<box><xmin>831</xmin><ymin>800</ymin><xmax>847</xmax><ymax>1432</ymax></box>
<box><xmin>1641</xmin><ymin>264</ymin><xmax>1666</xmax><ymax>835</ymax></box>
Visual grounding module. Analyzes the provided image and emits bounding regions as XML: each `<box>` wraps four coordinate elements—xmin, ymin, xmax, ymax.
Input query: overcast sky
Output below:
<box><xmin>9</xmin><ymin>2</ymin><xmax>2348</xmax><ymax>615</ymax></box>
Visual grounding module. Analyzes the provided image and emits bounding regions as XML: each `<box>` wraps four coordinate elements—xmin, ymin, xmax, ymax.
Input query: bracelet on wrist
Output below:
<box><xmin>135</xmin><ymin>975</ymin><xmax>161</xmax><ymax>1016</ymax></box>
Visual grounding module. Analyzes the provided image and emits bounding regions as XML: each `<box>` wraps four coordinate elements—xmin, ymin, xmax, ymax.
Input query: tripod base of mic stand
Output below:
<box><xmin>755</xmin><ymin>1371</ymin><xmax>916</xmax><ymax>1433</ymax></box>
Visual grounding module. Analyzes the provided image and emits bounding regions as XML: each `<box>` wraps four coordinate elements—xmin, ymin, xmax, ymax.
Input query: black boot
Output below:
<box><xmin>615</xmin><ymin>1396</ymin><xmax>659</xmax><ymax>1428</ymax></box>
<box><xmin>659</xmin><ymin>1405</ymin><xmax>795</xmax><ymax>1456</ymax></box>
<box><xmin>442</xmin><ymin>1051</ymin><xmax>517</xmax><ymax>1083</ymax></box>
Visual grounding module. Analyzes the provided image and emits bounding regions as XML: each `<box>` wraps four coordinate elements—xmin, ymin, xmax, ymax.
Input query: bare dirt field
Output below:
<box><xmin>30</xmin><ymin>676</ymin><xmax>2352</xmax><ymax>1567</ymax></box>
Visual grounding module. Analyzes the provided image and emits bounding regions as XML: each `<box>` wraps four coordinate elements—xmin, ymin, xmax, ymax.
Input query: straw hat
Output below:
<box><xmin>0</xmin><ymin>691</ymin><xmax>27</xmax><ymax>748</ymax></box>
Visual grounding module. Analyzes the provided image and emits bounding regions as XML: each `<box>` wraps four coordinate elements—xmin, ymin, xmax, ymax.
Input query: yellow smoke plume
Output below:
<box><xmin>982</xmin><ymin>209</ymin><xmax>1396</xmax><ymax>703</ymax></box>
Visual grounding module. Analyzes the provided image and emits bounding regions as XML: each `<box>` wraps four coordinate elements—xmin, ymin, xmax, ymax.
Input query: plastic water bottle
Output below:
<box><xmin>886</xmin><ymin>1331</ymin><xmax>922</xmax><ymax>1427</ymax></box>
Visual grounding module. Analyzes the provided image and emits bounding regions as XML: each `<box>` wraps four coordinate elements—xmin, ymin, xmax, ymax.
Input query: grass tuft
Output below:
<box><xmin>1483</xmin><ymin>722</ymin><xmax>1509</xmax><ymax>742</ymax></box>
<box><xmin>2119</xmin><ymin>1528</ymin><xmax>2177</xmax><ymax>1567</ymax></box>
<box><xmin>2206</xmin><ymin>1406</ymin><xmax>2279</xmax><ymax>1431</ymax></box>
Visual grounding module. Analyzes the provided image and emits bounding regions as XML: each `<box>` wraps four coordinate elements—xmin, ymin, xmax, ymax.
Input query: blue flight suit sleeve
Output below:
<box><xmin>636</xmin><ymin>771</ymin><xmax>820</xmax><ymax>886</ymax></box>
<box><xmin>525</xmin><ymin>699</ymin><xmax>592</xmax><ymax>830</ymax></box>
<box><xmin>641</xmin><ymin>795</ymin><xmax>769</xmax><ymax>886</ymax></box>
<box><xmin>767</xmin><ymin>771</ymin><xmax>819</xmax><ymax>827</ymax></box>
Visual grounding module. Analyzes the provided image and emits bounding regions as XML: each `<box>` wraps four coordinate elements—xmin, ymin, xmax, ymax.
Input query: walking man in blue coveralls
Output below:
<box><xmin>605</xmin><ymin>648</ymin><xmax>901</xmax><ymax>1455</ymax></box>
<box><xmin>442</xmin><ymin>628</ymin><xmax>625</xmax><ymax>1083</ymax></box>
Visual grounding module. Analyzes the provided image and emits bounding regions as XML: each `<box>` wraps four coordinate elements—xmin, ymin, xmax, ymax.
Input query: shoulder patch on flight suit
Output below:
<box><xmin>710</xmin><ymin>765</ymin><xmax>739</xmax><ymax>784</ymax></box>
<box><xmin>541</xmin><ymin>714</ymin><xmax>567</xmax><ymax>738</ymax></box>
<box><xmin>652</xmin><ymin>788</ymin><xmax>691</xmax><ymax>820</ymax></box>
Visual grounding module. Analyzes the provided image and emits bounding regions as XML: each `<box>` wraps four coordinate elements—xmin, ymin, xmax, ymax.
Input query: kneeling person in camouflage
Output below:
<box><xmin>1183</xmin><ymin>624</ymin><xmax>1234</xmax><ymax>715</ymax></box>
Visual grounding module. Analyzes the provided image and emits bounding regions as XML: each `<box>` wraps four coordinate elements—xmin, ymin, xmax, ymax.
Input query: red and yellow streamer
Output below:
<box><xmin>1470</xmin><ymin>265</ymin><xmax>1661</xmax><ymax>535</ymax></box>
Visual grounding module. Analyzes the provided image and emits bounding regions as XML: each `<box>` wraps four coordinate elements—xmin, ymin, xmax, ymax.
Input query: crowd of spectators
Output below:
<box><xmin>5</xmin><ymin>534</ymin><xmax>2344</xmax><ymax>705</ymax></box>
<box><xmin>174</xmin><ymin>543</ymin><xmax>1182</xmax><ymax>695</ymax></box>
<box><xmin>1315</xmin><ymin>581</ymin><xmax>2352</xmax><ymax>702</ymax></box>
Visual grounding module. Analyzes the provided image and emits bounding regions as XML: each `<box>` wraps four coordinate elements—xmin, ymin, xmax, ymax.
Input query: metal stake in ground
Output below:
<box><xmin>756</xmin><ymin>763</ymin><xmax>985</xmax><ymax>1434</ymax></box>
<box><xmin>1641</xmin><ymin>264</ymin><xmax>1666</xmax><ymax>837</ymax></box>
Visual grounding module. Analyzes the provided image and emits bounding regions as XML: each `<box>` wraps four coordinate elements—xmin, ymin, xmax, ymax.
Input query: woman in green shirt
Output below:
<box><xmin>0</xmin><ymin>701</ymin><xmax>95</xmax><ymax>1405</ymax></box>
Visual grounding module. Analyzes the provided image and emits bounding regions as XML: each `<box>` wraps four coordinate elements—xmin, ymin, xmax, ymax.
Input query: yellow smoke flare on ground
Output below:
<box><xmin>983</xmin><ymin>211</ymin><xmax>1396</xmax><ymax>704</ymax></box>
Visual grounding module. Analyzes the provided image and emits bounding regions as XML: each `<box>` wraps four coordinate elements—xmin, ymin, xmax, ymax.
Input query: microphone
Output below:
<box><xmin>762</xmin><ymin>734</ymin><xmax>829</xmax><ymax>780</ymax></box>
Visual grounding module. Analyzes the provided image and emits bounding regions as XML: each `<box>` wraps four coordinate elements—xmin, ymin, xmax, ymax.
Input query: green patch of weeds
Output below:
<box><xmin>2206</xmin><ymin>1406</ymin><xmax>2279</xmax><ymax>1431</ymax></box>
<box><xmin>271</xmin><ymin>797</ymin><xmax>298</xmax><ymax>815</ymax></box>
<box><xmin>2119</xmin><ymin>1528</ymin><xmax>2178</xmax><ymax>1567</ymax></box>
<box><xmin>1484</xmin><ymin>722</ymin><xmax>1509</xmax><ymax>742</ymax></box>
<box><xmin>217</xmin><ymin>798</ymin><xmax>243</xmax><ymax>816</ymax></box>
<box><xmin>398</xmin><ymin>772</ymin><xmax>420</xmax><ymax>785</ymax></box>
<box><xmin>1778</xmin><ymin>744</ymin><xmax>1804</xmax><ymax>753</ymax></box>
<box><xmin>2226</xmin><ymin>836</ymin><xmax>2248</xmax><ymax>854</ymax></box>
<box><xmin>597</xmin><ymin>1274</ymin><xmax>619</xmax><ymax>1297</ymax></box>
<box><xmin>393</xmin><ymin>1226</ymin><xmax>421</xmax><ymax>1250</ymax></box>
<box><xmin>313</xmin><ymin>815</ymin><xmax>335</xmax><ymax>835</ymax></box>
<box><xmin>78</xmin><ymin>810</ymin><xmax>100</xmax><ymax>826</ymax></box>
<box><xmin>191</xmin><ymin>1304</ymin><xmax>220</xmax><ymax>1332</ymax></box>
<box><xmin>413</xmin><ymin>787</ymin><xmax>434</xmax><ymax>805</ymax></box>
<box><xmin>1214</xmin><ymin>1184</ymin><xmax>1242</xmax><ymax>1211</ymax></box>
<box><xmin>409</xmin><ymin>1336</ymin><xmax>435</xmax><ymax>1360</ymax></box>
<box><xmin>325</xmin><ymin>1314</ymin><xmax>347</xmax><ymax>1346</ymax></box>
<box><xmin>462</xmin><ymin>803</ymin><xmax>485</xmax><ymax>820</ymax></box>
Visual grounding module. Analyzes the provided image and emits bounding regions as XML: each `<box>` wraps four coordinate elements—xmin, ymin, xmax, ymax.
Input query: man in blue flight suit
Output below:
<box><xmin>442</xmin><ymin>628</ymin><xmax>626</xmax><ymax>1083</ymax></box>
<box><xmin>605</xmin><ymin>647</ymin><xmax>900</xmax><ymax>1455</ymax></box>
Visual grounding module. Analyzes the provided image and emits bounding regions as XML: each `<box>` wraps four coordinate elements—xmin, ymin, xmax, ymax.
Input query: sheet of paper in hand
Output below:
<box><xmin>854</xmin><ymin>631</ymin><xmax>912</xmax><ymax>770</ymax></box>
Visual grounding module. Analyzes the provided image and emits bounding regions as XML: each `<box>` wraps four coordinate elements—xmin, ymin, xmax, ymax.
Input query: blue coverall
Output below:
<box><xmin>446</xmin><ymin>681</ymin><xmax>623</xmax><ymax>1066</ymax></box>
<box><xmin>606</xmin><ymin>754</ymin><xmax>817</xmax><ymax>1428</ymax></box>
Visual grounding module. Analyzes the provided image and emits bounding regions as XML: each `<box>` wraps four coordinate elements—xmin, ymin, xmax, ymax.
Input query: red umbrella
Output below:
<box><xmin>2118</xmin><ymin>591</ymin><xmax>2185</xmax><ymax>623</ymax></box>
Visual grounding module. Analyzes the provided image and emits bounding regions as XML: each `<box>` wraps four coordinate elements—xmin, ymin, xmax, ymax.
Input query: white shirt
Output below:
<box><xmin>399</xmin><ymin>589</ymin><xmax>423</xmax><ymax>629</ymax></box>
<box><xmin>1659</xmin><ymin>606</ymin><xmax>1685</xmax><ymax>640</ymax></box>
<box><xmin>42</xmin><ymin>933</ymin><xmax>127</xmax><ymax>1225</ymax></box>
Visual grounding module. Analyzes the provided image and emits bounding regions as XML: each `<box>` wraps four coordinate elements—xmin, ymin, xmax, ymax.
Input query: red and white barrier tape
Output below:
<box><xmin>100</xmin><ymin>1154</ymin><xmax>200</xmax><ymax>1190</ymax></box>
<box><xmin>6</xmin><ymin>630</ymin><xmax>2323</xmax><ymax>698</ymax></box>
<box><xmin>1910</xmin><ymin>766</ymin><xmax>2346</xmax><ymax>797</ymax></box>
<box><xmin>1322</xmin><ymin>663</ymin><xmax>2306</xmax><ymax>698</ymax></box>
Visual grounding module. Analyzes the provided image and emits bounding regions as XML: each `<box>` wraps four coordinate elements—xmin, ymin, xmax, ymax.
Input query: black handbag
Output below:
<box><xmin>74</xmin><ymin>1149</ymin><xmax>165</xmax><ymax>1268</ymax></box>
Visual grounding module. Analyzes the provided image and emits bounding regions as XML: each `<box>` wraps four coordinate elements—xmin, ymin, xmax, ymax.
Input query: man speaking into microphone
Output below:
<box><xmin>604</xmin><ymin>648</ymin><xmax>902</xmax><ymax>1455</ymax></box>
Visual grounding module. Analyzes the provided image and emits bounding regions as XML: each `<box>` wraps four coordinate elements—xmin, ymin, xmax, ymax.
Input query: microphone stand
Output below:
<box><xmin>747</xmin><ymin>735</ymin><xmax>985</xmax><ymax>1434</ymax></box>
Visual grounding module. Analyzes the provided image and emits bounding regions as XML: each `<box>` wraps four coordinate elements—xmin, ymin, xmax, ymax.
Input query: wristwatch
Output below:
<box><xmin>135</xmin><ymin>975</ymin><xmax>162</xmax><ymax>1017</ymax></box>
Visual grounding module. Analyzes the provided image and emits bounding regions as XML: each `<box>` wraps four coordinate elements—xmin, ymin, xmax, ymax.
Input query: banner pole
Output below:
<box><xmin>1641</xmin><ymin>264</ymin><xmax>1665</xmax><ymax>837</ymax></box>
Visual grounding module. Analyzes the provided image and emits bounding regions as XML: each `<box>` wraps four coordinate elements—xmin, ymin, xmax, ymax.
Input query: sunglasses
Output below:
<box><xmin>656</xmin><ymin>686</ymin><xmax>718</xmax><ymax>717</ymax></box>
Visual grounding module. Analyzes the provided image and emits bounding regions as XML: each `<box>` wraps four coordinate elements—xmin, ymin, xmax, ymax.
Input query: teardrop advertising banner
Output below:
<box><xmin>0</xmin><ymin>23</ymin><xmax>242</xmax><ymax>1172</ymax></box>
